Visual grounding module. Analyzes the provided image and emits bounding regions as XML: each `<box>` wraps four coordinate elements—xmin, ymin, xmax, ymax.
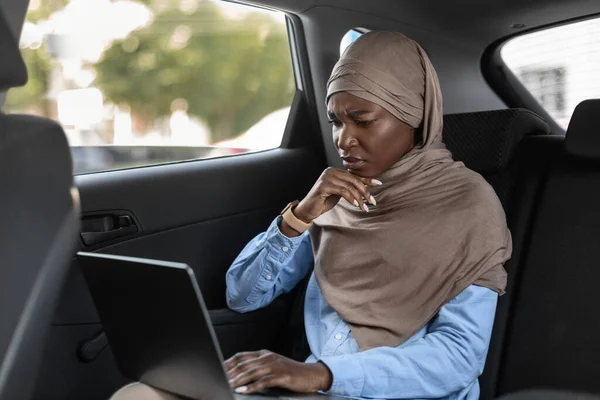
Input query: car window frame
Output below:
<box><xmin>482</xmin><ymin>14</ymin><xmax>600</xmax><ymax>135</ymax></box>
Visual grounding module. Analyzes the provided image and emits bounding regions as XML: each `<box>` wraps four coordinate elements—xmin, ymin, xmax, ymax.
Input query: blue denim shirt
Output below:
<box><xmin>226</xmin><ymin>217</ymin><xmax>498</xmax><ymax>400</ymax></box>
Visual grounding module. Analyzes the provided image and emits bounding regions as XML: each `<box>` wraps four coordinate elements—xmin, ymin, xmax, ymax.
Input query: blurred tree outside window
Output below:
<box><xmin>5</xmin><ymin>0</ymin><xmax>296</xmax><ymax>174</ymax></box>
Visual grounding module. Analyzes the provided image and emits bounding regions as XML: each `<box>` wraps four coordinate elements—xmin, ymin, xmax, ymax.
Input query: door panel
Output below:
<box><xmin>75</xmin><ymin>148</ymin><xmax>319</xmax><ymax>242</ymax></box>
<box><xmin>35</xmin><ymin>325</ymin><xmax>130</xmax><ymax>400</ymax></box>
<box><xmin>34</xmin><ymin>146</ymin><xmax>324</xmax><ymax>400</ymax></box>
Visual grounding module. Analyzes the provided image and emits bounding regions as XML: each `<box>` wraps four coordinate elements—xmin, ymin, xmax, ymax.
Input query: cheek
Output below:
<box><xmin>332</xmin><ymin>131</ymin><xmax>340</xmax><ymax>148</ymax></box>
<box><xmin>370</xmin><ymin>126</ymin><xmax>413</xmax><ymax>163</ymax></box>
<box><xmin>395</xmin><ymin>133</ymin><xmax>414</xmax><ymax>153</ymax></box>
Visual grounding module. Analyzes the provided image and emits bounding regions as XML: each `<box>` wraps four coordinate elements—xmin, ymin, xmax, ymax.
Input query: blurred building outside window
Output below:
<box><xmin>502</xmin><ymin>17</ymin><xmax>600</xmax><ymax>130</ymax></box>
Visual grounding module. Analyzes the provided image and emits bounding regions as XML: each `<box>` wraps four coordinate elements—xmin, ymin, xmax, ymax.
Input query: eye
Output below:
<box><xmin>328</xmin><ymin>119</ymin><xmax>342</xmax><ymax>127</ymax></box>
<box><xmin>355</xmin><ymin>119</ymin><xmax>374</xmax><ymax>127</ymax></box>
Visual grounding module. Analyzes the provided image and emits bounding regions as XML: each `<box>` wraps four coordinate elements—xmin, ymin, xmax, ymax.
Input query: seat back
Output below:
<box><xmin>443</xmin><ymin>108</ymin><xmax>550</xmax><ymax>207</ymax></box>
<box><xmin>443</xmin><ymin>109</ymin><xmax>551</xmax><ymax>400</ymax></box>
<box><xmin>498</xmin><ymin>100</ymin><xmax>600</xmax><ymax>396</ymax></box>
<box><xmin>0</xmin><ymin>9</ymin><xmax>79</xmax><ymax>400</ymax></box>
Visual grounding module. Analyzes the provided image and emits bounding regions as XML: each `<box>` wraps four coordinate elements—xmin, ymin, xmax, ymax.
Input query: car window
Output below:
<box><xmin>5</xmin><ymin>0</ymin><xmax>295</xmax><ymax>174</ymax></box>
<box><xmin>340</xmin><ymin>29</ymin><xmax>362</xmax><ymax>55</ymax></box>
<box><xmin>502</xmin><ymin>17</ymin><xmax>600</xmax><ymax>130</ymax></box>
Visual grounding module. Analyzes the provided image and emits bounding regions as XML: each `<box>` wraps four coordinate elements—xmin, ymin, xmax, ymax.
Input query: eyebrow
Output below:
<box><xmin>327</xmin><ymin>109</ymin><xmax>373</xmax><ymax>119</ymax></box>
<box><xmin>347</xmin><ymin>110</ymin><xmax>373</xmax><ymax>118</ymax></box>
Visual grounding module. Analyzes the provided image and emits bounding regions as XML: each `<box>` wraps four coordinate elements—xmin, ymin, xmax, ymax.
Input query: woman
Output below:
<box><xmin>225</xmin><ymin>31</ymin><xmax>511</xmax><ymax>400</ymax></box>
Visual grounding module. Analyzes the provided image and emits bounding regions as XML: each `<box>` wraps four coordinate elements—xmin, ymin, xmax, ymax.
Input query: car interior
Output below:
<box><xmin>1</xmin><ymin>0</ymin><xmax>599</xmax><ymax>399</ymax></box>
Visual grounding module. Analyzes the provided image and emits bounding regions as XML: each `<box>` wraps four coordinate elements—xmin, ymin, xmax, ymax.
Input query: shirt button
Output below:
<box><xmin>265</xmin><ymin>274</ymin><xmax>272</xmax><ymax>281</ymax></box>
<box><xmin>282</xmin><ymin>246</ymin><xmax>289</xmax><ymax>252</ymax></box>
<box><xmin>334</xmin><ymin>333</ymin><xmax>343</xmax><ymax>340</ymax></box>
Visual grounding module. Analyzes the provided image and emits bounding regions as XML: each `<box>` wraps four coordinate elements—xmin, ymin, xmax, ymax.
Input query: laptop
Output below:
<box><xmin>78</xmin><ymin>252</ymin><xmax>345</xmax><ymax>400</ymax></box>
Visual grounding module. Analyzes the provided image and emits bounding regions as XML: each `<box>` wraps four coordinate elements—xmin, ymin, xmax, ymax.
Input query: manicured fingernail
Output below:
<box><xmin>369</xmin><ymin>195</ymin><xmax>376</xmax><ymax>205</ymax></box>
<box><xmin>235</xmin><ymin>386</ymin><xmax>248</xmax><ymax>393</ymax></box>
<box><xmin>353</xmin><ymin>199</ymin><xmax>359</xmax><ymax>207</ymax></box>
<box><xmin>371</xmin><ymin>179</ymin><xmax>383</xmax><ymax>186</ymax></box>
<box><xmin>362</xmin><ymin>203</ymin><xmax>369</xmax><ymax>212</ymax></box>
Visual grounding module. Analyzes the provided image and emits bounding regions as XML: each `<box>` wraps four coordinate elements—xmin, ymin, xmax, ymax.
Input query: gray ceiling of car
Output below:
<box><xmin>253</xmin><ymin>0</ymin><xmax>600</xmax><ymax>45</ymax></box>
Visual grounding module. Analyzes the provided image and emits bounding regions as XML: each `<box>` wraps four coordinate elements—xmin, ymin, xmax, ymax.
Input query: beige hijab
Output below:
<box><xmin>309</xmin><ymin>31</ymin><xmax>511</xmax><ymax>351</ymax></box>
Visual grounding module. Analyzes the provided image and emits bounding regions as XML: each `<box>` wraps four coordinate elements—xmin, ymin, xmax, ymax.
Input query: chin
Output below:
<box><xmin>347</xmin><ymin>166</ymin><xmax>375</xmax><ymax>178</ymax></box>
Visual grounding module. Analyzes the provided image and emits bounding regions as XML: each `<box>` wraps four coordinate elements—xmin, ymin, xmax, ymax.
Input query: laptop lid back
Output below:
<box><xmin>78</xmin><ymin>252</ymin><xmax>233</xmax><ymax>400</ymax></box>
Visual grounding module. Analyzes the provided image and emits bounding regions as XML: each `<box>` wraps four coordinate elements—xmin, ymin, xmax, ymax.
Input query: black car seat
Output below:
<box><xmin>0</xmin><ymin>8</ymin><xmax>80</xmax><ymax>400</ymax></box>
<box><xmin>497</xmin><ymin>100</ymin><xmax>600</xmax><ymax>397</ymax></box>
<box><xmin>498</xmin><ymin>389</ymin><xmax>600</xmax><ymax>400</ymax></box>
<box><xmin>442</xmin><ymin>109</ymin><xmax>550</xmax><ymax>400</ymax></box>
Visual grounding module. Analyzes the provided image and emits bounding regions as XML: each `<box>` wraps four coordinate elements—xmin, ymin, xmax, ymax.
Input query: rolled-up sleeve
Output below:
<box><xmin>226</xmin><ymin>216</ymin><xmax>314</xmax><ymax>313</ymax></box>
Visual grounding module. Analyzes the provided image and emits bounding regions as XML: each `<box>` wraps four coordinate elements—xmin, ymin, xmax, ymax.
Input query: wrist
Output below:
<box><xmin>279</xmin><ymin>217</ymin><xmax>301</xmax><ymax>238</ymax></box>
<box><xmin>315</xmin><ymin>361</ymin><xmax>333</xmax><ymax>391</ymax></box>
<box><xmin>293</xmin><ymin>202</ymin><xmax>313</xmax><ymax>224</ymax></box>
<box><xmin>280</xmin><ymin>200</ymin><xmax>313</xmax><ymax>234</ymax></box>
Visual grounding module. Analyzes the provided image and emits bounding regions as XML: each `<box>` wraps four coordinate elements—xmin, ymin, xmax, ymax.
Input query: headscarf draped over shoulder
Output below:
<box><xmin>310</xmin><ymin>31</ymin><xmax>511</xmax><ymax>351</ymax></box>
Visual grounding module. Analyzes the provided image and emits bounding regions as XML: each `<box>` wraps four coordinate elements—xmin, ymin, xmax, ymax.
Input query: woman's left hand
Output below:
<box><xmin>225</xmin><ymin>350</ymin><xmax>333</xmax><ymax>394</ymax></box>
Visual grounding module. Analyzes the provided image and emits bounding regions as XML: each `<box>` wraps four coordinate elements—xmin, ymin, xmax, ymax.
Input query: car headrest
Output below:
<box><xmin>443</xmin><ymin>109</ymin><xmax>550</xmax><ymax>174</ymax></box>
<box><xmin>564</xmin><ymin>99</ymin><xmax>600</xmax><ymax>160</ymax></box>
<box><xmin>0</xmin><ymin>9</ymin><xmax>27</xmax><ymax>92</ymax></box>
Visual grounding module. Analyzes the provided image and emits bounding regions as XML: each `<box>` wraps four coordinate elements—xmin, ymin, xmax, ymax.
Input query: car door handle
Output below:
<box><xmin>80</xmin><ymin>214</ymin><xmax>138</xmax><ymax>246</ymax></box>
<box><xmin>81</xmin><ymin>225</ymin><xmax>137</xmax><ymax>246</ymax></box>
<box><xmin>77</xmin><ymin>330</ymin><xmax>108</xmax><ymax>363</ymax></box>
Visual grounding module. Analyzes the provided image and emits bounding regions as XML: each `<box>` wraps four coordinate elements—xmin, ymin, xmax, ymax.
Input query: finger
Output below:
<box><xmin>332</xmin><ymin>171</ymin><xmax>375</xmax><ymax>205</ymax></box>
<box><xmin>330</xmin><ymin>174</ymin><xmax>374</xmax><ymax>209</ymax></box>
<box><xmin>230</xmin><ymin>364</ymin><xmax>273</xmax><ymax>388</ymax></box>
<box><xmin>237</xmin><ymin>374</ymin><xmax>282</xmax><ymax>394</ymax></box>
<box><xmin>224</xmin><ymin>351</ymin><xmax>263</xmax><ymax>372</ymax></box>
<box><xmin>321</xmin><ymin>180</ymin><xmax>362</xmax><ymax>209</ymax></box>
<box><xmin>322</xmin><ymin>168</ymin><xmax>368</xmax><ymax>205</ymax></box>
<box><xmin>335</xmin><ymin>168</ymin><xmax>383</xmax><ymax>190</ymax></box>
<box><xmin>228</xmin><ymin>352</ymin><xmax>273</xmax><ymax>380</ymax></box>
<box><xmin>324</xmin><ymin>167</ymin><xmax>382</xmax><ymax>187</ymax></box>
<box><xmin>224</xmin><ymin>352</ymin><xmax>255</xmax><ymax>372</ymax></box>
<box><xmin>359</xmin><ymin>177</ymin><xmax>383</xmax><ymax>187</ymax></box>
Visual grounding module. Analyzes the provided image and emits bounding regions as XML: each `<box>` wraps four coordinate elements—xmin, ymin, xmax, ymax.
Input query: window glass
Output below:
<box><xmin>340</xmin><ymin>29</ymin><xmax>362</xmax><ymax>55</ymax></box>
<box><xmin>5</xmin><ymin>0</ymin><xmax>295</xmax><ymax>174</ymax></box>
<box><xmin>502</xmin><ymin>18</ymin><xmax>600</xmax><ymax>129</ymax></box>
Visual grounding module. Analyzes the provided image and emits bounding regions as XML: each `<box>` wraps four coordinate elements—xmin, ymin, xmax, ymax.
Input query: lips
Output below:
<box><xmin>341</xmin><ymin>156</ymin><xmax>365</xmax><ymax>170</ymax></box>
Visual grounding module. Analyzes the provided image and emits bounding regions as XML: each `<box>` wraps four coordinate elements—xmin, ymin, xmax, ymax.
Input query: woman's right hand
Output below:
<box><xmin>293</xmin><ymin>167</ymin><xmax>382</xmax><ymax>224</ymax></box>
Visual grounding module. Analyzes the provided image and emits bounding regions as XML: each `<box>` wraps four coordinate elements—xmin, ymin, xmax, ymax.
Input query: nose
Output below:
<box><xmin>335</xmin><ymin>125</ymin><xmax>358</xmax><ymax>152</ymax></box>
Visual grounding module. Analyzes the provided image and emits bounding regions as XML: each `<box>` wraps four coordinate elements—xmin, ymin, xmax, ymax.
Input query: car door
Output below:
<box><xmin>35</xmin><ymin>126</ymin><xmax>323</xmax><ymax>400</ymax></box>
<box><xmin>4</xmin><ymin>2</ymin><xmax>325</xmax><ymax>399</ymax></box>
